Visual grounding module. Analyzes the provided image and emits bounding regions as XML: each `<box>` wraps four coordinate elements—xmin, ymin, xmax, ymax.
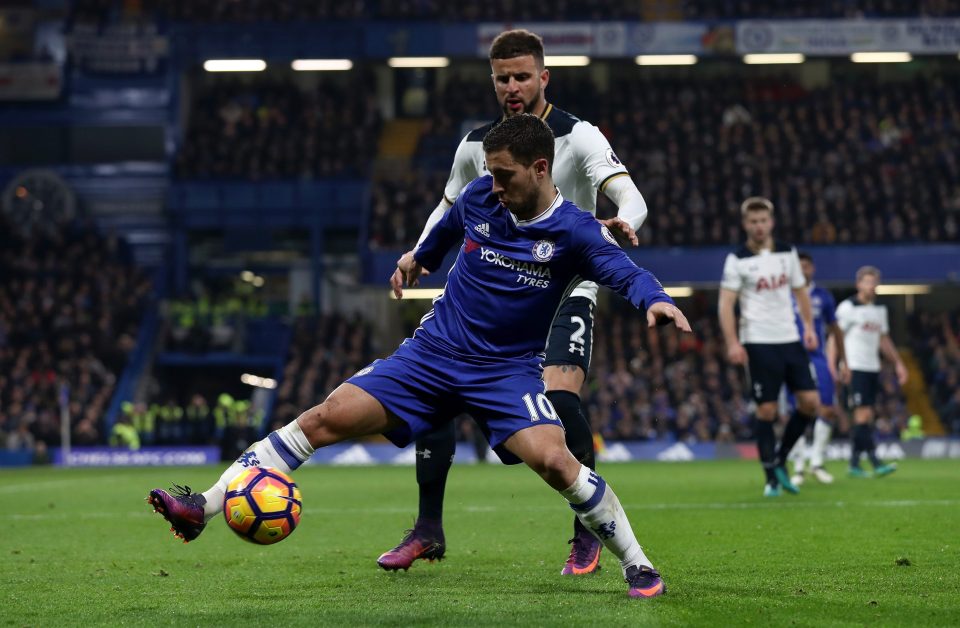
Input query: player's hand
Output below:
<box><xmin>838</xmin><ymin>363</ymin><xmax>852</xmax><ymax>385</ymax></box>
<box><xmin>598</xmin><ymin>217</ymin><xmax>639</xmax><ymax>247</ymax></box>
<box><xmin>726</xmin><ymin>342</ymin><xmax>747</xmax><ymax>365</ymax></box>
<box><xmin>646</xmin><ymin>302</ymin><xmax>691</xmax><ymax>332</ymax></box>
<box><xmin>392</xmin><ymin>251</ymin><xmax>425</xmax><ymax>299</ymax></box>
<box><xmin>895</xmin><ymin>362</ymin><xmax>909</xmax><ymax>386</ymax></box>
<box><xmin>803</xmin><ymin>327</ymin><xmax>819</xmax><ymax>352</ymax></box>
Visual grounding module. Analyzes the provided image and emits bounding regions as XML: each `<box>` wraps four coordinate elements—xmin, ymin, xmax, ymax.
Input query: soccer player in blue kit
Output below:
<box><xmin>788</xmin><ymin>252</ymin><xmax>850</xmax><ymax>486</ymax></box>
<box><xmin>148</xmin><ymin>114</ymin><xmax>691</xmax><ymax>599</ymax></box>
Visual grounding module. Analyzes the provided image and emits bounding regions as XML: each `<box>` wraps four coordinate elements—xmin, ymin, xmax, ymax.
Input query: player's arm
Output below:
<box><xmin>391</xmin><ymin>135</ymin><xmax>481</xmax><ymax>294</ymax></box>
<box><xmin>718</xmin><ymin>288</ymin><xmax>745</xmax><ymax>365</ymax></box>
<box><xmin>794</xmin><ymin>287</ymin><xmax>817</xmax><ymax>351</ymax></box>
<box><xmin>573</xmin><ymin>123</ymin><xmax>642</xmax><ymax>246</ymax></box>
<box><xmin>599</xmin><ymin>175</ymin><xmax>646</xmax><ymax>247</ymax></box>
<box><xmin>718</xmin><ymin>253</ymin><xmax>746</xmax><ymax>365</ymax></box>
<box><xmin>826</xmin><ymin>322</ymin><xmax>850</xmax><ymax>384</ymax></box>
<box><xmin>789</xmin><ymin>248</ymin><xmax>817</xmax><ymax>351</ymax></box>
<box><xmin>573</xmin><ymin>218</ymin><xmax>689</xmax><ymax>331</ymax></box>
<box><xmin>880</xmin><ymin>334</ymin><xmax>908</xmax><ymax>385</ymax></box>
<box><xmin>393</xmin><ymin>186</ymin><xmax>468</xmax><ymax>298</ymax></box>
<box><xmin>414</xmin><ymin>136</ymin><xmax>479</xmax><ymax>248</ymax></box>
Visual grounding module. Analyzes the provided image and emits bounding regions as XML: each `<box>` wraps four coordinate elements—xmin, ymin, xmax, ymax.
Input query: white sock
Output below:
<box><xmin>201</xmin><ymin>421</ymin><xmax>314</xmax><ymax>521</ymax></box>
<box><xmin>810</xmin><ymin>417</ymin><xmax>832</xmax><ymax>469</ymax></box>
<box><xmin>561</xmin><ymin>465</ymin><xmax>652</xmax><ymax>575</ymax></box>
<box><xmin>789</xmin><ymin>436</ymin><xmax>807</xmax><ymax>474</ymax></box>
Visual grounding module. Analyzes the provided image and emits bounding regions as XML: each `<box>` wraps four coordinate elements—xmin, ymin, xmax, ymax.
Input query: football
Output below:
<box><xmin>223</xmin><ymin>467</ymin><xmax>302</xmax><ymax>544</ymax></box>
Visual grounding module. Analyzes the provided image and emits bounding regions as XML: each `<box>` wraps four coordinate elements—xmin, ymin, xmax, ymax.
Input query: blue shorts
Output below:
<box><xmin>786</xmin><ymin>353</ymin><xmax>835</xmax><ymax>408</ymax></box>
<box><xmin>346</xmin><ymin>337</ymin><xmax>563</xmax><ymax>464</ymax></box>
<box><xmin>810</xmin><ymin>354</ymin><xmax>835</xmax><ymax>407</ymax></box>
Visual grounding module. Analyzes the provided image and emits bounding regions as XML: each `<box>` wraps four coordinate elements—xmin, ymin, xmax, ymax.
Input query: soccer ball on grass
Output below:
<box><xmin>223</xmin><ymin>467</ymin><xmax>302</xmax><ymax>544</ymax></box>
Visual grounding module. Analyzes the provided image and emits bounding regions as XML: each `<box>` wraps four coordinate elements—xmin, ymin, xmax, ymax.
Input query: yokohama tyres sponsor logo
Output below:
<box><xmin>480</xmin><ymin>247</ymin><xmax>552</xmax><ymax>288</ymax></box>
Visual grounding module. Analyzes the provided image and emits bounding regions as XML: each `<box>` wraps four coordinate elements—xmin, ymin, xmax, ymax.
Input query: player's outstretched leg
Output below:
<box><xmin>148</xmin><ymin>418</ymin><xmax>315</xmax><ymax>542</ymax></box>
<box><xmin>377</xmin><ymin>422</ymin><xmax>454</xmax><ymax>571</ymax></box>
<box><xmin>550</xmin><ymin>390</ymin><xmax>603</xmax><ymax>576</ymax></box>
<box><xmin>507</xmin><ymin>425</ymin><xmax>664</xmax><ymax>599</ymax></box>
<box><xmin>148</xmin><ymin>383</ymin><xmax>393</xmax><ymax>542</ymax></box>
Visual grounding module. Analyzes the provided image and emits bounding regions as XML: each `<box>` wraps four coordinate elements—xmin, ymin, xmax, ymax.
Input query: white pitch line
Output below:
<box><xmin>3</xmin><ymin>499</ymin><xmax>958</xmax><ymax>521</ymax></box>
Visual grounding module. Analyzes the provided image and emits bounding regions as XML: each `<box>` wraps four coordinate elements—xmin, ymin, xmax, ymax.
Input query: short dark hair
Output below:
<box><xmin>482</xmin><ymin>114</ymin><xmax>554</xmax><ymax>168</ymax></box>
<box><xmin>798</xmin><ymin>251</ymin><xmax>813</xmax><ymax>263</ymax></box>
<box><xmin>489</xmin><ymin>29</ymin><xmax>545</xmax><ymax>68</ymax></box>
<box><xmin>740</xmin><ymin>196</ymin><xmax>774</xmax><ymax>217</ymax></box>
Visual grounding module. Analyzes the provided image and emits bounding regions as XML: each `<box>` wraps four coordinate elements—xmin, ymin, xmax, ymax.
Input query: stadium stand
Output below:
<box><xmin>0</xmin><ymin>214</ymin><xmax>151</xmax><ymax>456</ymax></box>
<box><xmin>911</xmin><ymin>310</ymin><xmax>960</xmax><ymax>435</ymax></box>
<box><xmin>269</xmin><ymin>313</ymin><xmax>377</xmax><ymax>431</ymax></box>
<box><xmin>371</xmin><ymin>70</ymin><xmax>960</xmax><ymax>249</ymax></box>
<box><xmin>176</xmin><ymin>76</ymin><xmax>381</xmax><ymax>180</ymax></box>
<box><xmin>69</xmin><ymin>0</ymin><xmax>960</xmax><ymax>22</ymax></box>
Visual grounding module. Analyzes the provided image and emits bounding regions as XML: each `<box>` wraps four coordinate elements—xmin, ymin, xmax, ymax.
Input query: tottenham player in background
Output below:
<box><xmin>835</xmin><ymin>266</ymin><xmax>907</xmax><ymax>478</ymax></box>
<box><xmin>718</xmin><ymin>197</ymin><xmax>820</xmax><ymax>497</ymax></box>
<box><xmin>385</xmin><ymin>29</ymin><xmax>649</xmax><ymax>575</ymax></box>
<box><xmin>788</xmin><ymin>252</ymin><xmax>850</xmax><ymax>486</ymax></box>
<box><xmin>149</xmin><ymin>114</ymin><xmax>690</xmax><ymax>599</ymax></box>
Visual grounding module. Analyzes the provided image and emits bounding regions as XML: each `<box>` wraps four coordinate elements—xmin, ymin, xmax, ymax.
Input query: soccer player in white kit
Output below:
<box><xmin>835</xmin><ymin>265</ymin><xmax>907</xmax><ymax>478</ymax></box>
<box><xmin>719</xmin><ymin>197</ymin><xmax>820</xmax><ymax>497</ymax></box>
<box><xmin>382</xmin><ymin>29</ymin><xmax>650</xmax><ymax>574</ymax></box>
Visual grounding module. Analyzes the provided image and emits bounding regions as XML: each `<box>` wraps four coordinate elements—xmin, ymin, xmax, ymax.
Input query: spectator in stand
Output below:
<box><xmin>373</xmin><ymin>71</ymin><xmax>960</xmax><ymax>249</ymax></box>
<box><xmin>0</xmin><ymin>215</ymin><xmax>151</xmax><ymax>451</ymax></box>
<box><xmin>70</xmin><ymin>0</ymin><xmax>959</xmax><ymax>23</ymax></box>
<box><xmin>176</xmin><ymin>77</ymin><xmax>381</xmax><ymax>181</ymax></box>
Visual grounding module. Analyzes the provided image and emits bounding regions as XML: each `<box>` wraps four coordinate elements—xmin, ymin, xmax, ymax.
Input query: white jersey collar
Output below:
<box><xmin>510</xmin><ymin>188</ymin><xmax>563</xmax><ymax>227</ymax></box>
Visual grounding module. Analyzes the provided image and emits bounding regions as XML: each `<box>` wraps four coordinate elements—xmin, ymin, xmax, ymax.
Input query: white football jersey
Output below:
<box><xmin>442</xmin><ymin>103</ymin><xmax>629</xmax><ymax>302</ymax></box>
<box><xmin>836</xmin><ymin>297</ymin><xmax>889</xmax><ymax>372</ymax></box>
<box><xmin>720</xmin><ymin>242</ymin><xmax>805</xmax><ymax>344</ymax></box>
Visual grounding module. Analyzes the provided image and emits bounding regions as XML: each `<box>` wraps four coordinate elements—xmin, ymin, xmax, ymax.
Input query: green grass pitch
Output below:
<box><xmin>3</xmin><ymin>459</ymin><xmax>958</xmax><ymax>626</ymax></box>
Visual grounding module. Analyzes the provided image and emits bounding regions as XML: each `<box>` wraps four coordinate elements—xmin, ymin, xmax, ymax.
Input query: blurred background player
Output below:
<box><xmin>719</xmin><ymin>197</ymin><xmax>820</xmax><ymax>497</ymax></box>
<box><xmin>836</xmin><ymin>266</ymin><xmax>907</xmax><ymax>478</ymax></box>
<box><xmin>383</xmin><ymin>29</ymin><xmax>650</xmax><ymax>575</ymax></box>
<box><xmin>789</xmin><ymin>252</ymin><xmax>850</xmax><ymax>486</ymax></box>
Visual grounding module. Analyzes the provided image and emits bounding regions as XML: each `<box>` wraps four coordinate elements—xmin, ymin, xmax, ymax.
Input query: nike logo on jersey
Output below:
<box><xmin>474</xmin><ymin>222</ymin><xmax>490</xmax><ymax>238</ymax></box>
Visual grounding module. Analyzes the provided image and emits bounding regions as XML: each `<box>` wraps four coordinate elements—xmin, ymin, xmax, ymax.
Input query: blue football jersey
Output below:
<box><xmin>413</xmin><ymin>175</ymin><xmax>672</xmax><ymax>360</ymax></box>
<box><xmin>794</xmin><ymin>283</ymin><xmax>837</xmax><ymax>358</ymax></box>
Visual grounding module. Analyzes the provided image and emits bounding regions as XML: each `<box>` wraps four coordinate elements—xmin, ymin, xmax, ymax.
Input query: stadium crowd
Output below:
<box><xmin>69</xmin><ymin>0</ymin><xmax>958</xmax><ymax>23</ymax></box>
<box><xmin>0</xmin><ymin>215</ymin><xmax>151</xmax><ymax>459</ymax></box>
<box><xmin>587</xmin><ymin>296</ymin><xmax>913</xmax><ymax>445</ymax></box>
<box><xmin>911</xmin><ymin>309</ymin><xmax>960</xmax><ymax>436</ymax></box>
<box><xmin>269</xmin><ymin>313</ymin><xmax>377</xmax><ymax>431</ymax></box>
<box><xmin>175</xmin><ymin>77</ymin><xmax>381</xmax><ymax>180</ymax></box>
<box><xmin>370</xmin><ymin>71</ymin><xmax>960</xmax><ymax>249</ymax></box>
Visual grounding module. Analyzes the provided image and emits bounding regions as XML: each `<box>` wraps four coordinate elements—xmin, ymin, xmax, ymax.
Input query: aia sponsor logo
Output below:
<box><xmin>755</xmin><ymin>274</ymin><xmax>788</xmax><ymax>292</ymax></box>
<box><xmin>861</xmin><ymin>321</ymin><xmax>883</xmax><ymax>333</ymax></box>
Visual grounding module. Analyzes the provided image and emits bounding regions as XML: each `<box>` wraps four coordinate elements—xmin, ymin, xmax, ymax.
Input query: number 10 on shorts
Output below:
<box><xmin>522</xmin><ymin>393</ymin><xmax>559</xmax><ymax>422</ymax></box>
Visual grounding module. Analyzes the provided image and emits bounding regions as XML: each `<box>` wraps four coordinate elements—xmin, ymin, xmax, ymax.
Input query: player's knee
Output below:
<box><xmin>755</xmin><ymin>404</ymin><xmax>777</xmax><ymax>421</ymax></box>
<box><xmin>530</xmin><ymin>446</ymin><xmax>580</xmax><ymax>490</ymax></box>
<box><xmin>295</xmin><ymin>401</ymin><xmax>343</xmax><ymax>446</ymax></box>
<box><xmin>797</xmin><ymin>396</ymin><xmax>819</xmax><ymax>417</ymax></box>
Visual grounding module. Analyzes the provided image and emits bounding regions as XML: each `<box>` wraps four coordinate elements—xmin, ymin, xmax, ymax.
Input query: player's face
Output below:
<box><xmin>491</xmin><ymin>56</ymin><xmax>549</xmax><ymax>117</ymax></box>
<box><xmin>485</xmin><ymin>148</ymin><xmax>543</xmax><ymax>216</ymax></box>
<box><xmin>742</xmin><ymin>209</ymin><xmax>773</xmax><ymax>244</ymax></box>
<box><xmin>857</xmin><ymin>273</ymin><xmax>879</xmax><ymax>299</ymax></box>
<box><xmin>800</xmin><ymin>259</ymin><xmax>815</xmax><ymax>284</ymax></box>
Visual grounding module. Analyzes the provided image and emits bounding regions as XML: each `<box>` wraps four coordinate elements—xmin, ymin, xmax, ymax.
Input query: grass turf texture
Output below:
<box><xmin>2</xmin><ymin>459</ymin><xmax>958</xmax><ymax>627</ymax></box>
